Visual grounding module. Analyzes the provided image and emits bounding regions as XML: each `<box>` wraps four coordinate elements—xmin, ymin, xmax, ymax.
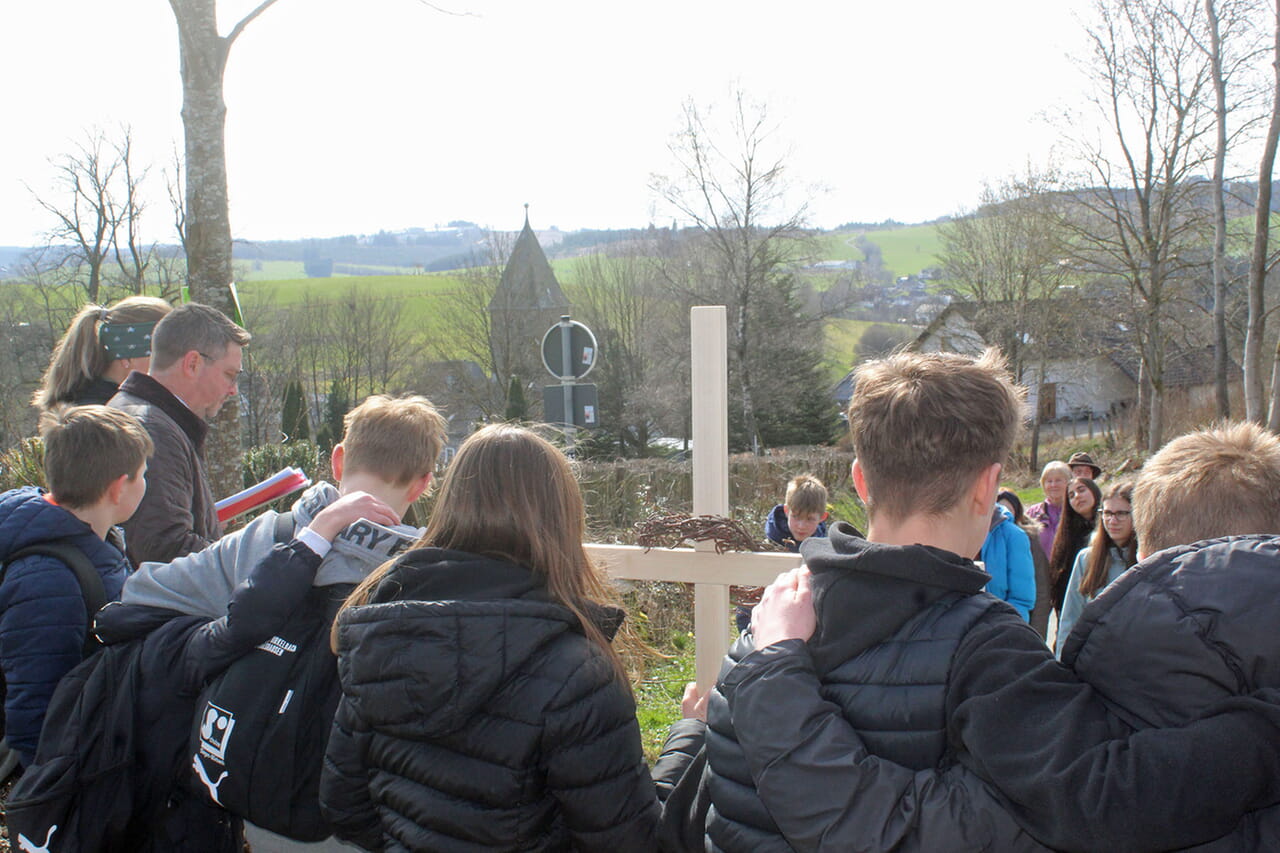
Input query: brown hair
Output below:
<box><xmin>1078</xmin><ymin>481</ymin><xmax>1138</xmax><ymax>598</ymax></box>
<box><xmin>848</xmin><ymin>348</ymin><xmax>1024</xmax><ymax>521</ymax></box>
<box><xmin>1050</xmin><ymin>477</ymin><xmax>1101</xmax><ymax>581</ymax></box>
<box><xmin>341</xmin><ymin>395</ymin><xmax>447</xmax><ymax>486</ymax></box>
<box><xmin>1134</xmin><ymin>421</ymin><xmax>1280</xmax><ymax>555</ymax></box>
<box><xmin>39</xmin><ymin>405</ymin><xmax>153</xmax><ymax>508</ymax></box>
<box><xmin>33</xmin><ymin>297</ymin><xmax>172</xmax><ymax>412</ymax></box>
<box><xmin>785</xmin><ymin>474</ymin><xmax>828</xmax><ymax>517</ymax></box>
<box><xmin>150</xmin><ymin>303</ymin><xmax>250</xmax><ymax>371</ymax></box>
<box><xmin>335</xmin><ymin>424</ymin><xmax>629</xmax><ymax>684</ymax></box>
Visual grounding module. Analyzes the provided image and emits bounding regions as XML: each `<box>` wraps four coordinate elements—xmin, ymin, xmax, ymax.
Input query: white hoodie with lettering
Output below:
<box><xmin>120</xmin><ymin>482</ymin><xmax>422</xmax><ymax>619</ymax></box>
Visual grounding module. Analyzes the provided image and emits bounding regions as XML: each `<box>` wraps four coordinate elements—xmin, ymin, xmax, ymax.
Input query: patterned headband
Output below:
<box><xmin>100</xmin><ymin>321</ymin><xmax>157</xmax><ymax>360</ymax></box>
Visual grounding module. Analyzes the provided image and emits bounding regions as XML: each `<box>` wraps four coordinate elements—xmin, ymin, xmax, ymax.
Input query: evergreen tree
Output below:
<box><xmin>281</xmin><ymin>379</ymin><xmax>310</xmax><ymax>443</ymax></box>
<box><xmin>505</xmin><ymin>375</ymin><xmax>529</xmax><ymax>422</ymax></box>
<box><xmin>316</xmin><ymin>380</ymin><xmax>350</xmax><ymax>451</ymax></box>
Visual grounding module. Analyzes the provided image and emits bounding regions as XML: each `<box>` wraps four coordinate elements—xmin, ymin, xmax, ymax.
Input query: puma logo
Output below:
<box><xmin>17</xmin><ymin>825</ymin><xmax>57</xmax><ymax>853</ymax></box>
<box><xmin>192</xmin><ymin>754</ymin><xmax>229</xmax><ymax>805</ymax></box>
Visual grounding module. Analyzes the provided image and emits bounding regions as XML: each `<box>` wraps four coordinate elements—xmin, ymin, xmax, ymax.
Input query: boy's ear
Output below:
<box><xmin>852</xmin><ymin>460</ymin><xmax>870</xmax><ymax>503</ymax></box>
<box><xmin>105</xmin><ymin>472</ymin><xmax>130</xmax><ymax>506</ymax></box>
<box><xmin>969</xmin><ymin>462</ymin><xmax>1002</xmax><ymax>515</ymax></box>
<box><xmin>331</xmin><ymin>444</ymin><xmax>345</xmax><ymax>482</ymax></box>
<box><xmin>405</xmin><ymin>472</ymin><xmax>433</xmax><ymax>504</ymax></box>
<box><xmin>820</xmin><ymin>511</ymin><xmax>829</xmax><ymax>521</ymax></box>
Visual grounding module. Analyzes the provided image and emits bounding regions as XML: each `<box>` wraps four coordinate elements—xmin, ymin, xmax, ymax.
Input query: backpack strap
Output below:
<box><xmin>273</xmin><ymin>510</ymin><xmax>296</xmax><ymax>545</ymax></box>
<box><xmin>1</xmin><ymin>542</ymin><xmax>108</xmax><ymax>656</ymax></box>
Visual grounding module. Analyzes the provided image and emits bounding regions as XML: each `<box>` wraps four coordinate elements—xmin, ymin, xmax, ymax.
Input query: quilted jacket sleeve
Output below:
<box><xmin>721</xmin><ymin>640</ymin><xmax>1046</xmax><ymax>852</ymax></box>
<box><xmin>0</xmin><ymin>554</ymin><xmax>91</xmax><ymax>765</ymax></box>
<box><xmin>540</xmin><ymin>651</ymin><xmax>660</xmax><ymax>852</ymax></box>
<box><xmin>319</xmin><ymin>696</ymin><xmax>383</xmax><ymax>853</ymax></box>
<box><xmin>180</xmin><ymin>541</ymin><xmax>322</xmax><ymax>687</ymax></box>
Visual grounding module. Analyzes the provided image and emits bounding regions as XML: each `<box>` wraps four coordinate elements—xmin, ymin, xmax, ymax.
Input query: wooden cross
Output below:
<box><xmin>586</xmin><ymin>306</ymin><xmax>803</xmax><ymax>689</ymax></box>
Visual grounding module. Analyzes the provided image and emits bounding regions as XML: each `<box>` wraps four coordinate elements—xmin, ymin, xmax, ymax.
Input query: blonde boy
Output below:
<box><xmin>765</xmin><ymin>474</ymin><xmax>829</xmax><ymax>552</ymax></box>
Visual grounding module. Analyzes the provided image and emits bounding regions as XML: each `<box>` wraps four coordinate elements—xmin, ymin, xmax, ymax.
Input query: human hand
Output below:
<box><xmin>752</xmin><ymin>567</ymin><xmax>816</xmax><ymax>650</ymax></box>
<box><xmin>680</xmin><ymin>682</ymin><xmax>709</xmax><ymax>721</ymax></box>
<box><xmin>309</xmin><ymin>491</ymin><xmax>399</xmax><ymax>541</ymax></box>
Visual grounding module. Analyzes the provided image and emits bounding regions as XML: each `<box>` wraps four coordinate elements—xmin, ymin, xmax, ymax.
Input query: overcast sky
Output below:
<box><xmin>2</xmin><ymin>0</ymin><xmax>1100</xmax><ymax>246</ymax></box>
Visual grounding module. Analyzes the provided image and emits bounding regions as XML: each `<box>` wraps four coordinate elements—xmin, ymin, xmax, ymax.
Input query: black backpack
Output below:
<box><xmin>3</xmin><ymin>629</ymin><xmax>147</xmax><ymax>853</ymax></box>
<box><xmin>187</xmin><ymin>583</ymin><xmax>346</xmax><ymax>841</ymax></box>
<box><xmin>3</xmin><ymin>512</ymin><xmax>297</xmax><ymax>853</ymax></box>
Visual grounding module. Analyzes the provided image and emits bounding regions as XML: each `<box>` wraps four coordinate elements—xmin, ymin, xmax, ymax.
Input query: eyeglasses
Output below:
<box><xmin>198</xmin><ymin>352</ymin><xmax>244</xmax><ymax>385</ymax></box>
<box><xmin>1102</xmin><ymin>510</ymin><xmax>1132</xmax><ymax>519</ymax></box>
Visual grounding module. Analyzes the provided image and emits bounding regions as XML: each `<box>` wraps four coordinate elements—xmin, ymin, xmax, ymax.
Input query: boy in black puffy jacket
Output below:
<box><xmin>659</xmin><ymin>352</ymin><xmax>1280</xmax><ymax>852</ymax></box>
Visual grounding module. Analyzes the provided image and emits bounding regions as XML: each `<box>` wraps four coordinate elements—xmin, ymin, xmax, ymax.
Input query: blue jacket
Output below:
<box><xmin>1056</xmin><ymin>540</ymin><xmax>1129</xmax><ymax>653</ymax></box>
<box><xmin>764</xmin><ymin>504</ymin><xmax>827</xmax><ymax>553</ymax></box>
<box><xmin>0</xmin><ymin>486</ymin><xmax>130</xmax><ymax>764</ymax></box>
<box><xmin>979</xmin><ymin>504</ymin><xmax>1035</xmax><ymax>621</ymax></box>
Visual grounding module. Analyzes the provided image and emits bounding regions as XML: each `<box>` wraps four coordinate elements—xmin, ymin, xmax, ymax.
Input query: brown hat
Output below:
<box><xmin>1067</xmin><ymin>452</ymin><xmax>1102</xmax><ymax>479</ymax></box>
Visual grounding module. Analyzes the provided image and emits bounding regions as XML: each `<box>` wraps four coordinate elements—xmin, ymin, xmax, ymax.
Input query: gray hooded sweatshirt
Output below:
<box><xmin>122</xmin><ymin>482</ymin><xmax>421</xmax><ymax>619</ymax></box>
<box><xmin>120</xmin><ymin>482</ymin><xmax>422</xmax><ymax>852</ymax></box>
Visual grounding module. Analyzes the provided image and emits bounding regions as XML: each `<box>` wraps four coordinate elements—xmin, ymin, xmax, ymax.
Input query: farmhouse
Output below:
<box><xmin>908</xmin><ymin>302</ymin><xmax>1240</xmax><ymax>424</ymax></box>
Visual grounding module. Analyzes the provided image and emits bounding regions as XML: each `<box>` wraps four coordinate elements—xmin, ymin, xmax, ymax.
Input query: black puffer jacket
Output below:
<box><xmin>704</xmin><ymin>523</ymin><xmax>1025</xmax><ymax>851</ymax></box>
<box><xmin>319</xmin><ymin>548</ymin><xmax>659</xmax><ymax>852</ymax></box>
<box><xmin>1062</xmin><ymin>534</ymin><xmax>1280</xmax><ymax>851</ymax></box>
<box><xmin>695</xmin><ymin>522</ymin><xmax>1280</xmax><ymax>852</ymax></box>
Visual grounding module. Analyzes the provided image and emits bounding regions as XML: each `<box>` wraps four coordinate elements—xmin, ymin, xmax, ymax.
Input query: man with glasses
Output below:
<box><xmin>110</xmin><ymin>302</ymin><xmax>250</xmax><ymax>566</ymax></box>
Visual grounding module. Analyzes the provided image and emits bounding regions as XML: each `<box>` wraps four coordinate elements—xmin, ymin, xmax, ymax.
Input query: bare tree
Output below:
<box><xmin>1167</xmin><ymin>0</ymin><xmax>1270</xmax><ymax>416</ymax></box>
<box><xmin>30</xmin><ymin>130</ymin><xmax>127</xmax><ymax>302</ymax></box>
<box><xmin>939</xmin><ymin>167</ymin><xmax>1073</xmax><ymax>462</ymax></box>
<box><xmin>169</xmin><ymin>0</ymin><xmax>284</xmax><ymax>496</ymax></box>
<box><xmin>1259</xmin><ymin>2</ymin><xmax>1280</xmax><ymax>427</ymax></box>
<box><xmin>570</xmin><ymin>249</ymin><xmax>682</xmax><ymax>456</ymax></box>
<box><xmin>650</xmin><ymin>88</ymin><xmax>816</xmax><ymax>453</ymax></box>
<box><xmin>1063</xmin><ymin>0</ymin><xmax>1216</xmax><ymax>451</ymax></box>
<box><xmin>420</xmin><ymin>232</ymin><xmax>516</xmax><ymax>420</ymax></box>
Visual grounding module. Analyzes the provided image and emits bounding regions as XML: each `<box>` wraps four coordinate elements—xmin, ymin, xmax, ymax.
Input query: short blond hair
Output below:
<box><xmin>785</xmin><ymin>474</ymin><xmax>828</xmax><ymax>517</ymax></box>
<box><xmin>39</xmin><ymin>405</ymin><xmax>153</xmax><ymax>508</ymax></box>
<box><xmin>341</xmin><ymin>394</ymin><xmax>447</xmax><ymax>486</ymax></box>
<box><xmin>849</xmin><ymin>349</ymin><xmax>1025</xmax><ymax>521</ymax></box>
<box><xmin>1134</xmin><ymin>421</ymin><xmax>1280</xmax><ymax>554</ymax></box>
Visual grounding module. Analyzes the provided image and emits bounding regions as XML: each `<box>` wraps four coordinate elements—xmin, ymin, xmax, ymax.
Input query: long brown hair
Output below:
<box><xmin>33</xmin><ymin>296</ymin><xmax>172</xmax><ymax>412</ymax></box>
<box><xmin>1079</xmin><ymin>481</ymin><xmax>1138</xmax><ymax>598</ymax></box>
<box><xmin>336</xmin><ymin>424</ymin><xmax>630</xmax><ymax>684</ymax></box>
<box><xmin>1050</xmin><ymin>477</ymin><xmax>1102</xmax><ymax>580</ymax></box>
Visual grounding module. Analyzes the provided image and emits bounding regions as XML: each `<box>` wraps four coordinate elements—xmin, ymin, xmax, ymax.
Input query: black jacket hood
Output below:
<box><xmin>799</xmin><ymin>521</ymin><xmax>991</xmax><ymax>672</ymax></box>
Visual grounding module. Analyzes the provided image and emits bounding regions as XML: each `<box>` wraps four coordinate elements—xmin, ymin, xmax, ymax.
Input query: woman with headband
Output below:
<box><xmin>32</xmin><ymin>296</ymin><xmax>172</xmax><ymax>411</ymax></box>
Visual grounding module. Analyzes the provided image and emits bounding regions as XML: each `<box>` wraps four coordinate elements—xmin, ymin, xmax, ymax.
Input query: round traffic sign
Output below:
<box><xmin>541</xmin><ymin>318</ymin><xmax>598</xmax><ymax>380</ymax></box>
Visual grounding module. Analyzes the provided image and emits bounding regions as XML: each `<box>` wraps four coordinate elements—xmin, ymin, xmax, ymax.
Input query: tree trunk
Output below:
<box><xmin>1253</xmin><ymin>2</ymin><xmax>1280</xmax><ymax>424</ymax></box>
<box><xmin>1207</xmin><ymin>0</ymin><xmax>1231</xmax><ymax>418</ymax></box>
<box><xmin>169</xmin><ymin>0</ymin><xmax>280</xmax><ymax>496</ymax></box>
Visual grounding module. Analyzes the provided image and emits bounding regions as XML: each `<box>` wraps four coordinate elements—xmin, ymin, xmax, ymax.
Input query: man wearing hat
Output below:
<box><xmin>1068</xmin><ymin>451</ymin><xmax>1102</xmax><ymax>480</ymax></box>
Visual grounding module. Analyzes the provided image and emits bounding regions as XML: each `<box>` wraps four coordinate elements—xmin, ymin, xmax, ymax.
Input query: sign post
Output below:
<box><xmin>541</xmin><ymin>316</ymin><xmax>598</xmax><ymax>452</ymax></box>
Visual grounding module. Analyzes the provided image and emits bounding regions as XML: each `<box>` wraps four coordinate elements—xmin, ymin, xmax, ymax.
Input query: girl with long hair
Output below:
<box><xmin>1049</xmin><ymin>477</ymin><xmax>1101</xmax><ymax>628</ymax></box>
<box><xmin>1055</xmin><ymin>481</ymin><xmax>1138</xmax><ymax>652</ymax></box>
<box><xmin>319</xmin><ymin>424</ymin><xmax>658</xmax><ymax>851</ymax></box>
<box><xmin>32</xmin><ymin>296</ymin><xmax>172</xmax><ymax>411</ymax></box>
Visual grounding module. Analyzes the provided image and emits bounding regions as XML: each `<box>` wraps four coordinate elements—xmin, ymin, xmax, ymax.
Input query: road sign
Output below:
<box><xmin>541</xmin><ymin>317</ymin><xmax>598</xmax><ymax>380</ymax></box>
<box><xmin>543</xmin><ymin>384</ymin><xmax>600</xmax><ymax>429</ymax></box>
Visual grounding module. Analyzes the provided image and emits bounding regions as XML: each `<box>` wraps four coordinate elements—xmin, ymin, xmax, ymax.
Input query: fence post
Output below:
<box><xmin>691</xmin><ymin>306</ymin><xmax>730</xmax><ymax>691</ymax></box>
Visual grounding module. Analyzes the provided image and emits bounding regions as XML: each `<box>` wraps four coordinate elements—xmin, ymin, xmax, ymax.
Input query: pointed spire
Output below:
<box><xmin>524</xmin><ymin>203</ymin><xmax>530</xmax><ymax>229</ymax></box>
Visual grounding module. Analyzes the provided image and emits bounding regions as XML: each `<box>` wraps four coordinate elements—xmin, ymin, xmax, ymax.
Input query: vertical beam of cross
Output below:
<box><xmin>691</xmin><ymin>306</ymin><xmax>731</xmax><ymax>689</ymax></box>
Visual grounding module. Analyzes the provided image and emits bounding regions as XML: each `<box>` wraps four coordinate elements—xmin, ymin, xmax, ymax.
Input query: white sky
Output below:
<box><xmin>1</xmin><ymin>0</ymin><xmax>1098</xmax><ymax>247</ymax></box>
